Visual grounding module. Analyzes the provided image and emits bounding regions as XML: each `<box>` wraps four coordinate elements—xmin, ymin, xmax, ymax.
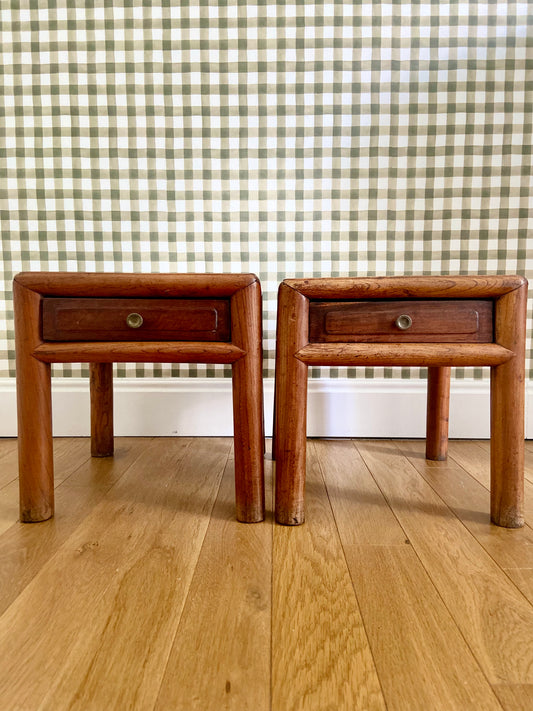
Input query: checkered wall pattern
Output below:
<box><xmin>0</xmin><ymin>1</ymin><xmax>532</xmax><ymax>380</ymax></box>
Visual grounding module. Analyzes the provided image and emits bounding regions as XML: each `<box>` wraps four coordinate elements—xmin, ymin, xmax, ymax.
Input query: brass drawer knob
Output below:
<box><xmin>395</xmin><ymin>314</ymin><xmax>412</xmax><ymax>330</ymax></box>
<box><xmin>126</xmin><ymin>313</ymin><xmax>144</xmax><ymax>329</ymax></box>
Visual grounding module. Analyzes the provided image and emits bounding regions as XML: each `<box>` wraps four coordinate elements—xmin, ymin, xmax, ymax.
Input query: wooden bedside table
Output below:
<box><xmin>273</xmin><ymin>275</ymin><xmax>528</xmax><ymax>528</ymax></box>
<box><xmin>14</xmin><ymin>272</ymin><xmax>265</xmax><ymax>524</ymax></box>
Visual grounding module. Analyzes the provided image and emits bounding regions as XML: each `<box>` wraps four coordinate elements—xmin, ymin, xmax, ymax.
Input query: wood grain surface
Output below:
<box><xmin>0</xmin><ymin>436</ymin><xmax>532</xmax><ymax>709</ymax></box>
<box><xmin>295</xmin><ymin>342</ymin><xmax>514</xmax><ymax>367</ymax></box>
<box><xmin>14</xmin><ymin>271</ymin><xmax>258</xmax><ymax>297</ymax></box>
<box><xmin>309</xmin><ymin>299</ymin><xmax>493</xmax><ymax>343</ymax></box>
<box><xmin>284</xmin><ymin>274</ymin><xmax>527</xmax><ymax>299</ymax></box>
<box><xmin>155</xmin><ymin>454</ymin><xmax>272</xmax><ymax>710</ymax></box>
<box><xmin>42</xmin><ymin>297</ymin><xmax>231</xmax><ymax>342</ymax></box>
<box><xmin>14</xmin><ymin>272</ymin><xmax>265</xmax><ymax>526</ymax></box>
<box><xmin>272</xmin><ymin>442</ymin><xmax>386</xmax><ymax>711</ymax></box>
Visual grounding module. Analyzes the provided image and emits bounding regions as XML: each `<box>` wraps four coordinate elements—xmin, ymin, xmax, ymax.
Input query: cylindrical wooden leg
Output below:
<box><xmin>491</xmin><ymin>362</ymin><xmax>524</xmax><ymax>527</ymax></box>
<box><xmin>14</xmin><ymin>281</ymin><xmax>54</xmax><ymax>522</ymax></box>
<box><xmin>90</xmin><ymin>363</ymin><xmax>114</xmax><ymax>457</ymax></box>
<box><xmin>425</xmin><ymin>366</ymin><xmax>451</xmax><ymax>461</ymax></box>
<box><xmin>490</xmin><ymin>285</ymin><xmax>527</xmax><ymax>528</ymax></box>
<box><xmin>272</xmin><ymin>321</ymin><xmax>279</xmax><ymax>461</ymax></box>
<box><xmin>231</xmin><ymin>281</ymin><xmax>265</xmax><ymax>523</ymax></box>
<box><xmin>274</xmin><ymin>283</ymin><xmax>309</xmax><ymax>525</ymax></box>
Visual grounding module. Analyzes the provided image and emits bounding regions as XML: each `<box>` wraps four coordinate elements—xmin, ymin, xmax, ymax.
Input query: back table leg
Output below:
<box><xmin>425</xmin><ymin>366</ymin><xmax>451</xmax><ymax>461</ymax></box>
<box><xmin>90</xmin><ymin>363</ymin><xmax>114</xmax><ymax>457</ymax></box>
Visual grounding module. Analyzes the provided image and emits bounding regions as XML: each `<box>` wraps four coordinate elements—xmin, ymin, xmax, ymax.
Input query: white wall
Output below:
<box><xmin>2</xmin><ymin>377</ymin><xmax>532</xmax><ymax>439</ymax></box>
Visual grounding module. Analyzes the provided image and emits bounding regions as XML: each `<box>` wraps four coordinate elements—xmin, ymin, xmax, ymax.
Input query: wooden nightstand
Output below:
<box><xmin>273</xmin><ymin>275</ymin><xmax>528</xmax><ymax>528</ymax></box>
<box><xmin>14</xmin><ymin>272</ymin><xmax>265</xmax><ymax>524</ymax></box>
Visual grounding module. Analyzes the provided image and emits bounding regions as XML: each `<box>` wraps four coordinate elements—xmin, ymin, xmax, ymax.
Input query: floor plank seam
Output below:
<box><xmin>351</xmin><ymin>438</ymin><xmax>414</xmax><ymax>544</ymax></box>
<box><xmin>312</xmin><ymin>440</ymin><xmax>393</xmax><ymax>710</ymax></box>
<box><xmin>356</xmin><ymin>440</ymin><xmax>509</xmax><ymax>700</ymax></box>
<box><xmin>152</xmin><ymin>440</ymin><xmax>231</xmax><ymax>711</ymax></box>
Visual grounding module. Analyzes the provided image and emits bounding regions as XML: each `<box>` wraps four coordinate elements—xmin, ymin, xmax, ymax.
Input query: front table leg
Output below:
<box><xmin>490</xmin><ymin>362</ymin><xmax>524</xmax><ymax>527</ymax></box>
<box><xmin>17</xmin><ymin>359</ymin><xmax>53</xmax><ymax>522</ymax></box>
<box><xmin>231</xmin><ymin>281</ymin><xmax>265</xmax><ymax>523</ymax></box>
<box><xmin>490</xmin><ymin>286</ymin><xmax>526</xmax><ymax>528</ymax></box>
<box><xmin>14</xmin><ymin>281</ymin><xmax>54</xmax><ymax>522</ymax></box>
<box><xmin>274</xmin><ymin>284</ymin><xmax>309</xmax><ymax>525</ymax></box>
<box><xmin>90</xmin><ymin>363</ymin><xmax>114</xmax><ymax>457</ymax></box>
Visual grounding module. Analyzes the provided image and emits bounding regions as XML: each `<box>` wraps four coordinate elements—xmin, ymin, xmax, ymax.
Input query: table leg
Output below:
<box><xmin>425</xmin><ymin>366</ymin><xmax>451</xmax><ymax>461</ymax></box>
<box><xmin>490</xmin><ymin>286</ymin><xmax>526</xmax><ymax>528</ymax></box>
<box><xmin>274</xmin><ymin>284</ymin><xmax>309</xmax><ymax>525</ymax></box>
<box><xmin>90</xmin><ymin>363</ymin><xmax>114</xmax><ymax>457</ymax></box>
<box><xmin>14</xmin><ymin>281</ymin><xmax>54</xmax><ymax>522</ymax></box>
<box><xmin>231</xmin><ymin>281</ymin><xmax>265</xmax><ymax>523</ymax></box>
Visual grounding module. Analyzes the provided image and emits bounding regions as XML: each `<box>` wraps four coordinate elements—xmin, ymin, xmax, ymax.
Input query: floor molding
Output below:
<box><xmin>2</xmin><ymin>377</ymin><xmax>532</xmax><ymax>439</ymax></box>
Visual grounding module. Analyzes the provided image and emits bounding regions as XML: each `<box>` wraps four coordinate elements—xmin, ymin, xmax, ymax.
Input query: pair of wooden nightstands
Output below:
<box><xmin>14</xmin><ymin>272</ymin><xmax>528</xmax><ymax>529</ymax></box>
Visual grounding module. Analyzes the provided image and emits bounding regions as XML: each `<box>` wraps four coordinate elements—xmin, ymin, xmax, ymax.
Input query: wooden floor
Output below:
<box><xmin>0</xmin><ymin>437</ymin><xmax>532</xmax><ymax>710</ymax></box>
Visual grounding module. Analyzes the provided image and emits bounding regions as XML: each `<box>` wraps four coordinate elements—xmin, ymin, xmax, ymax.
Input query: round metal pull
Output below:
<box><xmin>395</xmin><ymin>314</ymin><xmax>412</xmax><ymax>330</ymax></box>
<box><xmin>126</xmin><ymin>313</ymin><xmax>143</xmax><ymax>329</ymax></box>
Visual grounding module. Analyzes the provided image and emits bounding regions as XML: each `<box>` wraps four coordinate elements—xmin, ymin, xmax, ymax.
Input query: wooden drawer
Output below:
<box><xmin>309</xmin><ymin>299</ymin><xmax>493</xmax><ymax>343</ymax></box>
<box><xmin>42</xmin><ymin>297</ymin><xmax>231</xmax><ymax>342</ymax></box>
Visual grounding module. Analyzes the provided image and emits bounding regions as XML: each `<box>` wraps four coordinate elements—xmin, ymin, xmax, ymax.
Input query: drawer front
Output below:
<box><xmin>309</xmin><ymin>300</ymin><xmax>493</xmax><ymax>343</ymax></box>
<box><xmin>42</xmin><ymin>298</ymin><xmax>231</xmax><ymax>342</ymax></box>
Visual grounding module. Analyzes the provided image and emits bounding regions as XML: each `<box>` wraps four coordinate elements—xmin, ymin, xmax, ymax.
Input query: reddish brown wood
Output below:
<box><xmin>90</xmin><ymin>363</ymin><xmax>114</xmax><ymax>457</ymax></box>
<box><xmin>295</xmin><ymin>343</ymin><xmax>513</xmax><ymax>367</ymax></box>
<box><xmin>426</xmin><ymin>367</ymin><xmax>451</xmax><ymax>461</ymax></box>
<box><xmin>33</xmin><ymin>342</ymin><xmax>245</xmax><ymax>364</ymax></box>
<box><xmin>13</xmin><ymin>272</ymin><xmax>265</xmax><ymax>524</ymax></box>
<box><xmin>273</xmin><ymin>275</ymin><xmax>527</xmax><ymax>529</ymax></box>
<box><xmin>14</xmin><ymin>272</ymin><xmax>256</xmax><ymax>298</ymax></box>
<box><xmin>230</xmin><ymin>280</ymin><xmax>265</xmax><ymax>522</ymax></box>
<box><xmin>274</xmin><ymin>283</ymin><xmax>310</xmax><ymax>525</ymax></box>
<box><xmin>309</xmin><ymin>300</ymin><xmax>493</xmax><ymax>343</ymax></box>
<box><xmin>13</xmin><ymin>281</ymin><xmax>54</xmax><ymax>522</ymax></box>
<box><xmin>43</xmin><ymin>298</ymin><xmax>231</xmax><ymax>342</ymax></box>
<box><xmin>490</xmin><ymin>283</ymin><xmax>527</xmax><ymax>527</ymax></box>
<box><xmin>285</xmin><ymin>275</ymin><xmax>527</xmax><ymax>300</ymax></box>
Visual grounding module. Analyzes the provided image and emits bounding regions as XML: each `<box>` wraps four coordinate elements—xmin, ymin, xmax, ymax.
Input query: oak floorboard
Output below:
<box><xmin>503</xmin><ymin>568</ymin><xmax>533</xmax><ymax>606</ymax></box>
<box><xmin>52</xmin><ymin>437</ymin><xmax>94</xmax><ymax>486</ymax></box>
<box><xmin>0</xmin><ymin>479</ymin><xmax>18</xmax><ymax>536</ymax></box>
<box><xmin>355</xmin><ymin>439</ymin><xmax>533</xmax><ymax>685</ymax></box>
<box><xmin>37</xmin><ymin>438</ymin><xmax>228</xmax><ymax>711</ymax></box>
<box><xmin>446</xmin><ymin>440</ymin><xmax>533</xmax><ymax>524</ymax></box>
<box><xmin>0</xmin><ymin>437</ymin><xmax>149</xmax><ymax>616</ymax></box>
<box><xmin>155</xmin><ymin>455</ymin><xmax>273</xmax><ymax>711</ymax></box>
<box><xmin>395</xmin><ymin>439</ymin><xmax>533</xmax><ymax>570</ymax></box>
<box><xmin>492</xmin><ymin>684</ymin><xmax>533</xmax><ymax>711</ymax></box>
<box><xmin>272</xmin><ymin>441</ymin><xmax>386</xmax><ymax>711</ymax></box>
<box><xmin>0</xmin><ymin>441</ymin><xmax>19</xmax><ymax>489</ymax></box>
<box><xmin>344</xmin><ymin>544</ymin><xmax>502</xmax><ymax>711</ymax></box>
<box><xmin>0</xmin><ymin>437</ymin><xmax>93</xmax><ymax>491</ymax></box>
<box><xmin>313</xmin><ymin>438</ymin><xmax>407</xmax><ymax>546</ymax></box>
<box><xmin>1</xmin><ymin>437</ymin><xmax>531</xmax><ymax>709</ymax></box>
<box><xmin>59</xmin><ymin>436</ymin><xmax>144</xmax><ymax>490</ymax></box>
<box><xmin>0</xmin><ymin>438</ymin><xmax>17</xmax><ymax>463</ymax></box>
<box><xmin>0</xmin><ymin>438</ymin><xmax>229</xmax><ymax>711</ymax></box>
<box><xmin>317</xmin><ymin>439</ymin><xmax>502</xmax><ymax>710</ymax></box>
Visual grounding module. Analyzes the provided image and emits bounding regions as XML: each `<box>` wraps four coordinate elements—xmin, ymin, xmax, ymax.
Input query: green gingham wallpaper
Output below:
<box><xmin>0</xmin><ymin>1</ymin><xmax>532</xmax><ymax>380</ymax></box>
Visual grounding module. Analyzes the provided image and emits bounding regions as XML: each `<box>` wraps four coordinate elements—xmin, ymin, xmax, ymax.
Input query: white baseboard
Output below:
<box><xmin>2</xmin><ymin>377</ymin><xmax>532</xmax><ymax>439</ymax></box>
